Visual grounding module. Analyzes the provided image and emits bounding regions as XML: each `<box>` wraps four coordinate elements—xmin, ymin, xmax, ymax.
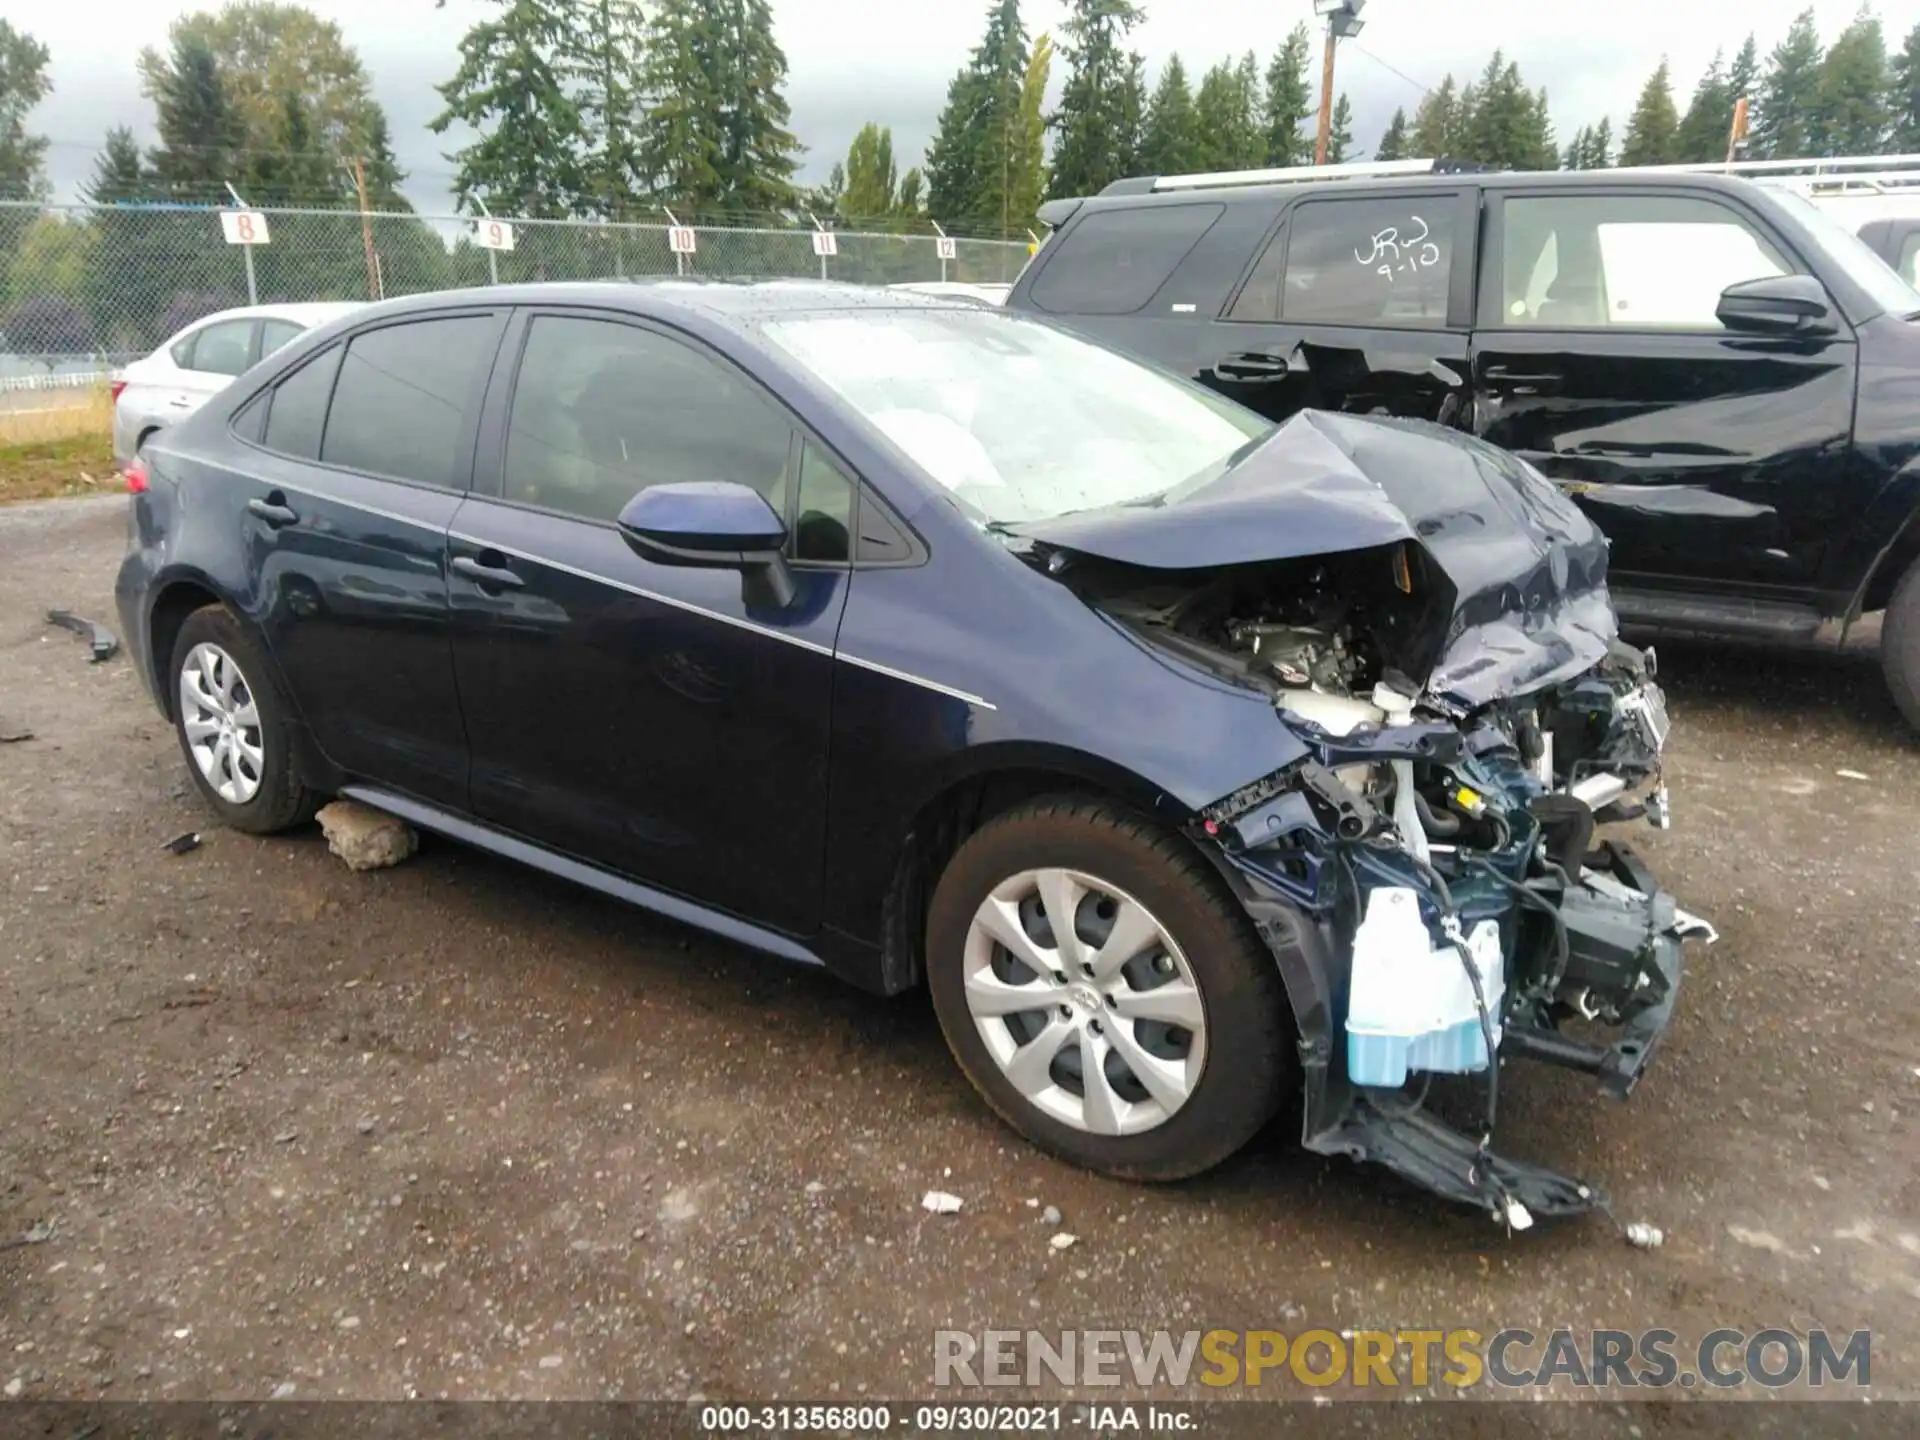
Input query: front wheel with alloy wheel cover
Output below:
<box><xmin>1883</xmin><ymin>557</ymin><xmax>1920</xmax><ymax>732</ymax></box>
<box><xmin>926</xmin><ymin>796</ymin><xmax>1293</xmax><ymax>1181</ymax></box>
<box><xmin>169</xmin><ymin>605</ymin><xmax>318</xmax><ymax>834</ymax></box>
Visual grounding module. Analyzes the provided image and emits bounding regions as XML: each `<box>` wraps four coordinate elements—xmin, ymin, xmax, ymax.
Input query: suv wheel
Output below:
<box><xmin>169</xmin><ymin>605</ymin><xmax>318</xmax><ymax>834</ymax></box>
<box><xmin>926</xmin><ymin>796</ymin><xmax>1292</xmax><ymax>1181</ymax></box>
<box><xmin>1885</xmin><ymin>558</ymin><xmax>1920</xmax><ymax>731</ymax></box>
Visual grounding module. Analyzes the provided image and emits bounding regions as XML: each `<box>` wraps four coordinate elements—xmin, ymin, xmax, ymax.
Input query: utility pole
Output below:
<box><xmin>1312</xmin><ymin>2</ymin><xmax>1367</xmax><ymax>166</ymax></box>
<box><xmin>351</xmin><ymin>157</ymin><xmax>379</xmax><ymax>301</ymax></box>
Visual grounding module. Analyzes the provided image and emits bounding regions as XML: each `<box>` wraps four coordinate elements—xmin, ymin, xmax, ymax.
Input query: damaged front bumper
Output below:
<box><xmin>1195</xmin><ymin>660</ymin><xmax>1712</xmax><ymax>1227</ymax></box>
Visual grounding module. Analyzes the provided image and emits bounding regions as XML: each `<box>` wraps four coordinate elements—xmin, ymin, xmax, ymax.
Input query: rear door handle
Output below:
<box><xmin>1483</xmin><ymin>366</ymin><xmax>1563</xmax><ymax>393</ymax></box>
<box><xmin>452</xmin><ymin>554</ymin><xmax>525</xmax><ymax>590</ymax></box>
<box><xmin>1215</xmin><ymin>357</ymin><xmax>1288</xmax><ymax>379</ymax></box>
<box><xmin>246</xmin><ymin>495</ymin><xmax>298</xmax><ymax>528</ymax></box>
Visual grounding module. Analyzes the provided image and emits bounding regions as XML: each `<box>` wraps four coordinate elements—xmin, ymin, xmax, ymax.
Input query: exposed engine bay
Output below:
<box><xmin>1043</xmin><ymin>538</ymin><xmax>1711</xmax><ymax>1227</ymax></box>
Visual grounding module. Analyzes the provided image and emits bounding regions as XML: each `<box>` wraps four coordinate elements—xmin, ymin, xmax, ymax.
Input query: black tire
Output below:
<box><xmin>925</xmin><ymin>796</ymin><xmax>1293</xmax><ymax>1182</ymax></box>
<box><xmin>168</xmin><ymin>605</ymin><xmax>318</xmax><ymax>834</ymax></box>
<box><xmin>1885</xmin><ymin>558</ymin><xmax>1920</xmax><ymax>732</ymax></box>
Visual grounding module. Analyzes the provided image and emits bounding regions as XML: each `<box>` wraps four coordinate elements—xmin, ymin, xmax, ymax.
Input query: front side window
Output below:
<box><xmin>502</xmin><ymin>316</ymin><xmax>794</xmax><ymax>525</ymax></box>
<box><xmin>1279</xmin><ymin>196</ymin><xmax>1455</xmax><ymax>327</ymax></box>
<box><xmin>1027</xmin><ymin>205</ymin><xmax>1223</xmax><ymax>316</ymax></box>
<box><xmin>1491</xmin><ymin>194</ymin><xmax>1795</xmax><ymax>330</ymax></box>
<box><xmin>763</xmin><ymin>309</ymin><xmax>1269</xmax><ymax>526</ymax></box>
<box><xmin>320</xmin><ymin>316</ymin><xmax>494</xmax><ymax>488</ymax></box>
<box><xmin>185</xmin><ymin>320</ymin><xmax>257</xmax><ymax>377</ymax></box>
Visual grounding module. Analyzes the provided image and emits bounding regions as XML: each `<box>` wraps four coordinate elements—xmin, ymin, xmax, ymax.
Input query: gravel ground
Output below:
<box><xmin>2</xmin><ymin>496</ymin><xmax>1917</xmax><ymax>1413</ymax></box>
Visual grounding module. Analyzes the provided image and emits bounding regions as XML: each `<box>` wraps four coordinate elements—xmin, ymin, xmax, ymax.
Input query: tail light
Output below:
<box><xmin>109</xmin><ymin>379</ymin><xmax>127</xmax><ymax>403</ymax></box>
<box><xmin>125</xmin><ymin>458</ymin><xmax>148</xmax><ymax>494</ymax></box>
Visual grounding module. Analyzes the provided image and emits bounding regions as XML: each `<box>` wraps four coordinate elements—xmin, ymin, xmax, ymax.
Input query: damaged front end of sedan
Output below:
<box><xmin>1010</xmin><ymin>410</ymin><xmax>1715</xmax><ymax>1225</ymax></box>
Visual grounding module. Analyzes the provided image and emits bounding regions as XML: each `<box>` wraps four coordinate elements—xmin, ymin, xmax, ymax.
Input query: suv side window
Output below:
<box><xmin>182</xmin><ymin>319</ymin><xmax>258</xmax><ymax>376</ymax></box>
<box><xmin>502</xmin><ymin>315</ymin><xmax>794</xmax><ymax>527</ymax></box>
<box><xmin>1028</xmin><ymin>205</ymin><xmax>1224</xmax><ymax>315</ymax></box>
<box><xmin>1273</xmin><ymin>196</ymin><xmax>1454</xmax><ymax>326</ymax></box>
<box><xmin>320</xmin><ymin>315</ymin><xmax>495</xmax><ymax>487</ymax></box>
<box><xmin>1489</xmin><ymin>194</ymin><xmax>1793</xmax><ymax>330</ymax></box>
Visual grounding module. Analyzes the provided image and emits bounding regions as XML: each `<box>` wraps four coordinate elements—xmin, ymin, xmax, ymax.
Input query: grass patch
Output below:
<box><xmin>0</xmin><ymin>388</ymin><xmax>118</xmax><ymax>503</ymax></box>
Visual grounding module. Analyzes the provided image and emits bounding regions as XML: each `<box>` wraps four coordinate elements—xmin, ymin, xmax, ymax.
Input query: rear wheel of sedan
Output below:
<box><xmin>169</xmin><ymin>606</ymin><xmax>318</xmax><ymax>834</ymax></box>
<box><xmin>1885</xmin><ymin>558</ymin><xmax>1920</xmax><ymax>731</ymax></box>
<box><xmin>926</xmin><ymin>796</ymin><xmax>1292</xmax><ymax>1181</ymax></box>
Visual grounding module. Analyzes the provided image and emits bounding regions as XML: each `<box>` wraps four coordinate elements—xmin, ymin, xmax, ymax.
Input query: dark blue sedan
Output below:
<box><xmin>116</xmin><ymin>281</ymin><xmax>1708</xmax><ymax>1221</ymax></box>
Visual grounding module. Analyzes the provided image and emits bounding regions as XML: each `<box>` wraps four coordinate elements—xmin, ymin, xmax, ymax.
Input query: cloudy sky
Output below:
<box><xmin>21</xmin><ymin>0</ymin><xmax>1920</xmax><ymax>212</ymax></box>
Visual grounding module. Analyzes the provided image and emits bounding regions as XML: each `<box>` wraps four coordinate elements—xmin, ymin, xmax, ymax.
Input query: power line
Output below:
<box><xmin>1348</xmin><ymin>41</ymin><xmax>1433</xmax><ymax>100</ymax></box>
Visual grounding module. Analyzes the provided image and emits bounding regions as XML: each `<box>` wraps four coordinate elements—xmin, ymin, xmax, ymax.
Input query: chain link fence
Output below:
<box><xmin>0</xmin><ymin>200</ymin><xmax>1034</xmax><ymax>379</ymax></box>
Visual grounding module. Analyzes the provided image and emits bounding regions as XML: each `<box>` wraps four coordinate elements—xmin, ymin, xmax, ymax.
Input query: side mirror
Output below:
<box><xmin>617</xmin><ymin>481</ymin><xmax>796</xmax><ymax>609</ymax></box>
<box><xmin>1716</xmin><ymin>274</ymin><xmax>1837</xmax><ymax>337</ymax></box>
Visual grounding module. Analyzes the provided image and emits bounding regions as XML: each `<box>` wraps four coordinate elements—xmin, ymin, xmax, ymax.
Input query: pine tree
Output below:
<box><xmin>1009</xmin><ymin>32</ymin><xmax>1052</xmax><ymax>230</ymax></box>
<box><xmin>1891</xmin><ymin>22</ymin><xmax>1920</xmax><ymax>151</ymax></box>
<box><xmin>86</xmin><ymin>127</ymin><xmax>149</xmax><ymax>205</ymax></box>
<box><xmin>895</xmin><ymin>167</ymin><xmax>924</xmax><ymax>219</ymax></box>
<box><xmin>249</xmin><ymin>91</ymin><xmax>341</xmax><ymax>202</ymax></box>
<box><xmin>1047</xmin><ymin>0</ymin><xmax>1145</xmax><ymax>198</ymax></box>
<box><xmin>563</xmin><ymin>0</ymin><xmax>648</xmax><ymax>217</ymax></box>
<box><xmin>1374</xmin><ymin>106</ymin><xmax>1409</xmax><ymax>162</ymax></box>
<box><xmin>1620</xmin><ymin>59</ymin><xmax>1680</xmax><ymax>166</ymax></box>
<box><xmin>1730</xmin><ymin>33</ymin><xmax>1761</xmax><ymax>110</ymax></box>
<box><xmin>1813</xmin><ymin>8</ymin><xmax>1889</xmax><ymax>155</ymax></box>
<box><xmin>1191</xmin><ymin>56</ymin><xmax>1261</xmax><ymax>172</ymax></box>
<box><xmin>1676</xmin><ymin>51</ymin><xmax>1734</xmax><ymax>163</ymax></box>
<box><xmin>0</xmin><ymin>20</ymin><xmax>51</xmax><ymax>204</ymax></box>
<box><xmin>1141</xmin><ymin>54</ymin><xmax>1197</xmax><ymax>176</ymax></box>
<box><xmin>1263</xmin><ymin>22</ymin><xmax>1313</xmax><ymax>167</ymax></box>
<box><xmin>1456</xmin><ymin>54</ymin><xmax>1552</xmax><ymax>169</ymax></box>
<box><xmin>1590</xmin><ymin>116</ymin><xmax>1614</xmax><ymax>168</ymax></box>
<box><xmin>1326</xmin><ymin>94</ymin><xmax>1354</xmax><ymax>164</ymax></box>
<box><xmin>354</xmin><ymin>104</ymin><xmax>406</xmax><ymax>208</ymax></box>
<box><xmin>925</xmin><ymin>0</ymin><xmax>1029</xmax><ymax>232</ymax></box>
<box><xmin>430</xmin><ymin>0</ymin><xmax>587</xmax><ymax>216</ymax></box>
<box><xmin>147</xmin><ymin>32</ymin><xmax>248</xmax><ymax>201</ymax></box>
<box><xmin>1524</xmin><ymin>85</ymin><xmax>1557</xmax><ymax>169</ymax></box>
<box><xmin>1411</xmin><ymin>74</ymin><xmax>1460</xmax><ymax>157</ymax></box>
<box><xmin>634</xmin><ymin>0</ymin><xmax>802</xmax><ymax>218</ymax></box>
<box><xmin>1562</xmin><ymin>124</ymin><xmax>1588</xmax><ymax>170</ymax></box>
<box><xmin>1754</xmin><ymin>8</ymin><xmax>1824</xmax><ymax>160</ymax></box>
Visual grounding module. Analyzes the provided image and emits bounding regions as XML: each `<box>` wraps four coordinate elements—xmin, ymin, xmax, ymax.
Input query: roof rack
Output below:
<box><xmin>1621</xmin><ymin>152</ymin><xmax>1920</xmax><ymax>195</ymax></box>
<box><xmin>1098</xmin><ymin>156</ymin><xmax>1491</xmax><ymax>197</ymax></box>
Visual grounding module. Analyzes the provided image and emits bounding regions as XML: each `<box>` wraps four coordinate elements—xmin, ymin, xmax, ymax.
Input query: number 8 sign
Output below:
<box><xmin>219</xmin><ymin>210</ymin><xmax>271</xmax><ymax>246</ymax></box>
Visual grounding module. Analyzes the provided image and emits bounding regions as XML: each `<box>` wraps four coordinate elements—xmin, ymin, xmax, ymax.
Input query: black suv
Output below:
<box><xmin>1012</xmin><ymin>164</ymin><xmax>1920</xmax><ymax>727</ymax></box>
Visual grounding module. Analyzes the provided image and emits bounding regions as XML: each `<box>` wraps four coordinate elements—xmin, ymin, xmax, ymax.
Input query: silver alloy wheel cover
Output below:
<box><xmin>178</xmin><ymin>641</ymin><xmax>266</xmax><ymax>805</ymax></box>
<box><xmin>962</xmin><ymin>867</ymin><xmax>1207</xmax><ymax>1136</ymax></box>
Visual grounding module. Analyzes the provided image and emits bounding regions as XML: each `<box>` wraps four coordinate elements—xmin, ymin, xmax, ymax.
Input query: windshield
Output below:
<box><xmin>1767</xmin><ymin>186</ymin><xmax>1920</xmax><ymax>317</ymax></box>
<box><xmin>762</xmin><ymin>309</ymin><xmax>1271</xmax><ymax>524</ymax></box>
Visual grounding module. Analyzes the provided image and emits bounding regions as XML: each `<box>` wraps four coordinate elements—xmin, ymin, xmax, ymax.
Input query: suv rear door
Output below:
<box><xmin>1471</xmin><ymin>187</ymin><xmax>1858</xmax><ymax>619</ymax></box>
<box><xmin>1206</xmin><ymin>186</ymin><xmax>1477</xmax><ymax>424</ymax></box>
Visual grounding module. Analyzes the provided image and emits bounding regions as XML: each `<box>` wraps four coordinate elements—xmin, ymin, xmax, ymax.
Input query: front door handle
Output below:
<box><xmin>246</xmin><ymin>495</ymin><xmax>298</xmax><ymax>528</ymax></box>
<box><xmin>452</xmin><ymin>554</ymin><xmax>525</xmax><ymax>590</ymax></box>
<box><xmin>1215</xmin><ymin>356</ymin><xmax>1288</xmax><ymax>380</ymax></box>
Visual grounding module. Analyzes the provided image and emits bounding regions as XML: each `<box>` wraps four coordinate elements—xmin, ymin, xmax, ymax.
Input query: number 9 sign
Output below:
<box><xmin>474</xmin><ymin>219</ymin><xmax>517</xmax><ymax>253</ymax></box>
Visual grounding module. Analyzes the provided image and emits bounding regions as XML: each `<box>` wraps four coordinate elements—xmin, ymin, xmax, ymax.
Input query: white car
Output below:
<box><xmin>112</xmin><ymin>302</ymin><xmax>361</xmax><ymax>463</ymax></box>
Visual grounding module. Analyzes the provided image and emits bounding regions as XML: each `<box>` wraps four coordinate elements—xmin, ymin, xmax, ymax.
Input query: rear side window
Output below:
<box><xmin>1028</xmin><ymin>205</ymin><xmax>1223</xmax><ymax>315</ymax></box>
<box><xmin>184</xmin><ymin>319</ymin><xmax>258</xmax><ymax>376</ymax></box>
<box><xmin>1277</xmin><ymin>197</ymin><xmax>1455</xmax><ymax>326</ymax></box>
<box><xmin>264</xmin><ymin>345</ymin><xmax>342</xmax><ymax>459</ymax></box>
<box><xmin>321</xmin><ymin>316</ymin><xmax>494</xmax><ymax>487</ymax></box>
<box><xmin>260</xmin><ymin>318</ymin><xmax>304</xmax><ymax>355</ymax></box>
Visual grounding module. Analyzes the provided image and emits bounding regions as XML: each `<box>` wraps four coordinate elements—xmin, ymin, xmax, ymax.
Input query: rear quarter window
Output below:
<box><xmin>1027</xmin><ymin>204</ymin><xmax>1224</xmax><ymax>316</ymax></box>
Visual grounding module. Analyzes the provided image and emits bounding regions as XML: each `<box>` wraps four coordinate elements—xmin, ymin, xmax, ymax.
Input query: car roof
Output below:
<box><xmin>175</xmin><ymin>300</ymin><xmax>363</xmax><ymax>335</ymax></box>
<box><xmin>1063</xmin><ymin>167</ymin><xmax>1773</xmax><ymax>213</ymax></box>
<box><xmin>357</xmin><ymin>278</ymin><xmax>994</xmax><ymax>330</ymax></box>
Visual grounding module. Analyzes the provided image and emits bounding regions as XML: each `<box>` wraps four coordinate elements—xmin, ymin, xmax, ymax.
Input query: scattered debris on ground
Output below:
<box><xmin>921</xmin><ymin>1190</ymin><xmax>963</xmax><ymax>1215</ymax></box>
<box><xmin>1624</xmin><ymin>1221</ymin><xmax>1665</xmax><ymax>1249</ymax></box>
<box><xmin>45</xmin><ymin>608</ymin><xmax>119</xmax><ymax>663</ymax></box>
<box><xmin>161</xmin><ymin>830</ymin><xmax>201</xmax><ymax>855</ymax></box>
<box><xmin>1049</xmin><ymin>1232</ymin><xmax>1077</xmax><ymax>1251</ymax></box>
<box><xmin>315</xmin><ymin>800</ymin><xmax>418</xmax><ymax>872</ymax></box>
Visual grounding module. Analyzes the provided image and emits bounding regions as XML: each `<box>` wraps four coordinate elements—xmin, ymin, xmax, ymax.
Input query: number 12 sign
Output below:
<box><xmin>219</xmin><ymin>210</ymin><xmax>270</xmax><ymax>246</ymax></box>
<box><xmin>473</xmin><ymin>218</ymin><xmax>516</xmax><ymax>252</ymax></box>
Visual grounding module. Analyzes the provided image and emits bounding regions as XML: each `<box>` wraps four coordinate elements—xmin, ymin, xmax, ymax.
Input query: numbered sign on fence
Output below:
<box><xmin>219</xmin><ymin>210</ymin><xmax>270</xmax><ymax>246</ymax></box>
<box><xmin>811</xmin><ymin>230</ymin><xmax>839</xmax><ymax>258</ymax></box>
<box><xmin>473</xmin><ymin>218</ymin><xmax>516</xmax><ymax>252</ymax></box>
<box><xmin>935</xmin><ymin>236</ymin><xmax>957</xmax><ymax>261</ymax></box>
<box><xmin>669</xmin><ymin>227</ymin><xmax>698</xmax><ymax>255</ymax></box>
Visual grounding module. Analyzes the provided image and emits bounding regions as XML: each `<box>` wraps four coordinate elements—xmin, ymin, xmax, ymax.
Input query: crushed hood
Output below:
<box><xmin>1009</xmin><ymin>409</ymin><xmax>1619</xmax><ymax>709</ymax></box>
